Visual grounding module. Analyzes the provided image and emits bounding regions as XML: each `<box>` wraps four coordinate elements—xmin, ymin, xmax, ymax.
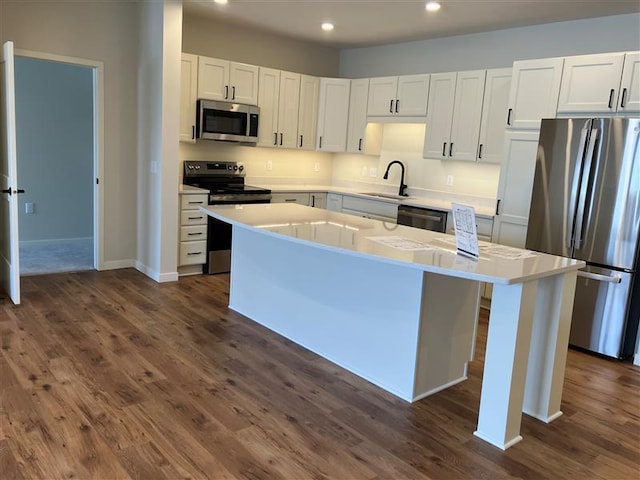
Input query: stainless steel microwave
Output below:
<box><xmin>196</xmin><ymin>99</ymin><xmax>259</xmax><ymax>143</ymax></box>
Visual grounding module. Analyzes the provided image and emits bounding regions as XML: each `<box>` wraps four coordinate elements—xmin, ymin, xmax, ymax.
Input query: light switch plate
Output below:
<box><xmin>369</xmin><ymin>167</ymin><xmax>377</xmax><ymax>177</ymax></box>
<box><xmin>266</xmin><ymin>160</ymin><xmax>273</xmax><ymax>171</ymax></box>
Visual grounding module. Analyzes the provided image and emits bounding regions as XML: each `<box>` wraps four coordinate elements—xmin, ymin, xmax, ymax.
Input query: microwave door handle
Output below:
<box><xmin>566</xmin><ymin>126</ymin><xmax>590</xmax><ymax>249</ymax></box>
<box><xmin>574</xmin><ymin>128</ymin><xmax>599</xmax><ymax>251</ymax></box>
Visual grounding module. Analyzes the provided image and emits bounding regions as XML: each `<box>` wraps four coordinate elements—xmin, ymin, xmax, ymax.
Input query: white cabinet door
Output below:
<box><xmin>197</xmin><ymin>57</ymin><xmax>258</xmax><ymax>104</ymax></box>
<box><xmin>507</xmin><ymin>57</ymin><xmax>564</xmax><ymax>130</ymax></box>
<box><xmin>326</xmin><ymin>193</ymin><xmax>343</xmax><ymax>212</ymax></box>
<box><xmin>396</xmin><ymin>74</ymin><xmax>430</xmax><ymax>116</ymax></box>
<box><xmin>557</xmin><ymin>52</ymin><xmax>625</xmax><ymax>113</ymax></box>
<box><xmin>367</xmin><ymin>76</ymin><xmax>398</xmax><ymax>116</ymax></box>
<box><xmin>619</xmin><ymin>51</ymin><xmax>640</xmax><ymax>113</ymax></box>
<box><xmin>367</xmin><ymin>75</ymin><xmax>429</xmax><ymax>117</ymax></box>
<box><xmin>298</xmin><ymin>75</ymin><xmax>320</xmax><ymax>150</ymax></box>
<box><xmin>228</xmin><ymin>62</ymin><xmax>259</xmax><ymax>105</ymax></box>
<box><xmin>423</xmin><ymin>72</ymin><xmax>456</xmax><ymax>159</ymax></box>
<box><xmin>449</xmin><ymin>70</ymin><xmax>486</xmax><ymax>161</ymax></box>
<box><xmin>179</xmin><ymin>53</ymin><xmax>198</xmax><ymax>143</ymax></box>
<box><xmin>492</xmin><ymin>130</ymin><xmax>540</xmax><ymax>248</ymax></box>
<box><xmin>347</xmin><ymin>79</ymin><xmax>370</xmax><ymax>153</ymax></box>
<box><xmin>197</xmin><ymin>56</ymin><xmax>229</xmax><ymax>101</ymax></box>
<box><xmin>257</xmin><ymin>67</ymin><xmax>280</xmax><ymax>147</ymax></box>
<box><xmin>478</xmin><ymin>68</ymin><xmax>512</xmax><ymax>164</ymax></box>
<box><xmin>278</xmin><ymin>71</ymin><xmax>301</xmax><ymax>149</ymax></box>
<box><xmin>317</xmin><ymin>78</ymin><xmax>350</xmax><ymax>152</ymax></box>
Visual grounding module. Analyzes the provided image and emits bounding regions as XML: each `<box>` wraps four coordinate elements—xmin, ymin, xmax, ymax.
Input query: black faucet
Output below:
<box><xmin>383</xmin><ymin>160</ymin><xmax>408</xmax><ymax>197</ymax></box>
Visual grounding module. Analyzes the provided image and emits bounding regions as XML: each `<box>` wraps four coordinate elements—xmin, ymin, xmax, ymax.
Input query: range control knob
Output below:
<box><xmin>227</xmin><ymin>165</ymin><xmax>233</xmax><ymax>170</ymax></box>
<box><xmin>233</xmin><ymin>165</ymin><xmax>238</xmax><ymax>171</ymax></box>
<box><xmin>195</xmin><ymin>165</ymin><xmax>200</xmax><ymax>170</ymax></box>
<box><xmin>238</xmin><ymin>165</ymin><xmax>244</xmax><ymax>172</ymax></box>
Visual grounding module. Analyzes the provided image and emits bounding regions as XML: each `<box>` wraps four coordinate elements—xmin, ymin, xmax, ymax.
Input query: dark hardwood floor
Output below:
<box><xmin>1</xmin><ymin>269</ymin><xmax>639</xmax><ymax>479</ymax></box>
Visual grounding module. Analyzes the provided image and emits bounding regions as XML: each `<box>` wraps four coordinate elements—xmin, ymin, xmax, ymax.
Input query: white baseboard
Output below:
<box><xmin>102</xmin><ymin>259</ymin><xmax>136</xmax><ymax>270</ymax></box>
<box><xmin>20</xmin><ymin>237</ymin><xmax>93</xmax><ymax>247</ymax></box>
<box><xmin>135</xmin><ymin>261</ymin><xmax>178</xmax><ymax>283</ymax></box>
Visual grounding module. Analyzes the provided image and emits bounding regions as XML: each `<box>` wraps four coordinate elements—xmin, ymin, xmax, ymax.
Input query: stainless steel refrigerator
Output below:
<box><xmin>526</xmin><ymin>117</ymin><xmax>640</xmax><ymax>359</ymax></box>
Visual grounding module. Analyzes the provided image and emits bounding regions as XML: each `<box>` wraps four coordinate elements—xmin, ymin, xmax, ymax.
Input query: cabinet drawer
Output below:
<box><xmin>271</xmin><ymin>192</ymin><xmax>310</xmax><ymax>204</ymax></box>
<box><xmin>180</xmin><ymin>225</ymin><xmax>207</xmax><ymax>242</ymax></box>
<box><xmin>180</xmin><ymin>194</ymin><xmax>208</xmax><ymax>210</ymax></box>
<box><xmin>179</xmin><ymin>241</ymin><xmax>207</xmax><ymax>265</ymax></box>
<box><xmin>180</xmin><ymin>210</ymin><xmax>208</xmax><ymax>226</ymax></box>
<box><xmin>342</xmin><ymin>195</ymin><xmax>398</xmax><ymax>219</ymax></box>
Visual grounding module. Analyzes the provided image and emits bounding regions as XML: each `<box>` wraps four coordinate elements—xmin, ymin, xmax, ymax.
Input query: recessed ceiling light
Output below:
<box><xmin>214</xmin><ymin>0</ymin><xmax>228</xmax><ymax>5</ymax></box>
<box><xmin>321</xmin><ymin>22</ymin><xmax>334</xmax><ymax>32</ymax></box>
<box><xmin>425</xmin><ymin>1</ymin><xmax>441</xmax><ymax>12</ymax></box>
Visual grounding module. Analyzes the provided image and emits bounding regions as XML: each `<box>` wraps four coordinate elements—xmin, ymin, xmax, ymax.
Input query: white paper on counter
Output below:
<box><xmin>366</xmin><ymin>236</ymin><xmax>435</xmax><ymax>251</ymax></box>
<box><xmin>451</xmin><ymin>203</ymin><xmax>479</xmax><ymax>259</ymax></box>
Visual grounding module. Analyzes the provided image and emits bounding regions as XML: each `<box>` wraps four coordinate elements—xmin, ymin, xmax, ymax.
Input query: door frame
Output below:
<box><xmin>15</xmin><ymin>48</ymin><xmax>105</xmax><ymax>270</ymax></box>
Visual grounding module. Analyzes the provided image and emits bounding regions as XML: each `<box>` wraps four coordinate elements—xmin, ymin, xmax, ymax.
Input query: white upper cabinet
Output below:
<box><xmin>478</xmin><ymin>68</ymin><xmax>512</xmax><ymax>164</ymax></box>
<box><xmin>197</xmin><ymin>56</ymin><xmax>259</xmax><ymax>105</ymax></box>
<box><xmin>557</xmin><ymin>52</ymin><xmax>625</xmax><ymax>113</ymax></box>
<box><xmin>346</xmin><ymin>79</ymin><xmax>382</xmax><ymax>155</ymax></box>
<box><xmin>367</xmin><ymin>74</ymin><xmax>430</xmax><ymax>117</ymax></box>
<box><xmin>297</xmin><ymin>75</ymin><xmax>320</xmax><ymax>150</ymax></box>
<box><xmin>507</xmin><ymin>57</ymin><xmax>564</xmax><ymax>130</ymax></box>
<box><xmin>423</xmin><ymin>73</ymin><xmax>456</xmax><ymax>159</ymax></box>
<box><xmin>257</xmin><ymin>67</ymin><xmax>301</xmax><ymax>148</ymax></box>
<box><xmin>618</xmin><ymin>52</ymin><xmax>640</xmax><ymax>113</ymax></box>
<box><xmin>317</xmin><ymin>78</ymin><xmax>351</xmax><ymax>152</ymax></box>
<box><xmin>179</xmin><ymin>53</ymin><xmax>198</xmax><ymax>143</ymax></box>
<box><xmin>423</xmin><ymin>70</ymin><xmax>486</xmax><ymax>162</ymax></box>
<box><xmin>449</xmin><ymin>70</ymin><xmax>487</xmax><ymax>161</ymax></box>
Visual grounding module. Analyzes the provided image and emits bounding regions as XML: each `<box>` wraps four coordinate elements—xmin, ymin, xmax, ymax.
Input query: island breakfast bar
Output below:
<box><xmin>201</xmin><ymin>203</ymin><xmax>585</xmax><ymax>450</ymax></box>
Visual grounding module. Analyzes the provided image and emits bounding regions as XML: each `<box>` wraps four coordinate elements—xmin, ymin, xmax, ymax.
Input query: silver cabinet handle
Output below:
<box><xmin>577</xmin><ymin>270</ymin><xmax>622</xmax><ymax>284</ymax></box>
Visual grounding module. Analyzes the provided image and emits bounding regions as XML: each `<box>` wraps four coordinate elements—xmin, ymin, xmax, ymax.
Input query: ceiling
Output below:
<box><xmin>183</xmin><ymin>0</ymin><xmax>640</xmax><ymax>49</ymax></box>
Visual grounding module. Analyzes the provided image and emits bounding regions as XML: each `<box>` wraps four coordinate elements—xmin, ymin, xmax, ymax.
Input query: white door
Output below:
<box><xmin>423</xmin><ymin>72</ymin><xmax>456</xmax><ymax>159</ymax></box>
<box><xmin>0</xmin><ymin>41</ymin><xmax>20</xmax><ymax>304</ymax></box>
<box><xmin>619</xmin><ymin>52</ymin><xmax>640</xmax><ymax>113</ymax></box>
<box><xmin>396</xmin><ymin>74</ymin><xmax>430</xmax><ymax>116</ymax></box>
<box><xmin>449</xmin><ymin>70</ymin><xmax>486</xmax><ymax>161</ymax></box>
<box><xmin>257</xmin><ymin>67</ymin><xmax>280</xmax><ymax>147</ymax></box>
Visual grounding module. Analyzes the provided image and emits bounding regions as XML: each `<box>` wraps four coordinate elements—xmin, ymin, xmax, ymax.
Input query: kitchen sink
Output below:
<box><xmin>359</xmin><ymin>192</ymin><xmax>411</xmax><ymax>200</ymax></box>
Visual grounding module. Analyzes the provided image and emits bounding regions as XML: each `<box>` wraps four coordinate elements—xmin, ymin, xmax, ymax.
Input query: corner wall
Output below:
<box><xmin>340</xmin><ymin>13</ymin><xmax>640</xmax><ymax>77</ymax></box>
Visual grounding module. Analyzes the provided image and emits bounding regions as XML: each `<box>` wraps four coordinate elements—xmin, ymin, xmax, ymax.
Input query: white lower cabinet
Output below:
<box><xmin>327</xmin><ymin>193</ymin><xmax>343</xmax><ymax>212</ymax></box>
<box><xmin>309</xmin><ymin>192</ymin><xmax>326</xmax><ymax>209</ymax></box>
<box><xmin>492</xmin><ymin>130</ymin><xmax>541</xmax><ymax>249</ymax></box>
<box><xmin>178</xmin><ymin>193</ymin><xmax>208</xmax><ymax>275</ymax></box>
<box><xmin>341</xmin><ymin>195</ymin><xmax>398</xmax><ymax>222</ymax></box>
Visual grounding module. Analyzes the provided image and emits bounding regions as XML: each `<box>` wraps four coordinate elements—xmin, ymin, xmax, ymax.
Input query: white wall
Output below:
<box><xmin>15</xmin><ymin>56</ymin><xmax>93</xmax><ymax>242</ymax></box>
<box><xmin>1</xmin><ymin>0</ymin><xmax>140</xmax><ymax>269</ymax></box>
<box><xmin>340</xmin><ymin>13</ymin><xmax>640</xmax><ymax>77</ymax></box>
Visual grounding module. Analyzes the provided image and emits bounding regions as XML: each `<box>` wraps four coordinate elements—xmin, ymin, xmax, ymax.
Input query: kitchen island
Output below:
<box><xmin>201</xmin><ymin>203</ymin><xmax>584</xmax><ymax>450</ymax></box>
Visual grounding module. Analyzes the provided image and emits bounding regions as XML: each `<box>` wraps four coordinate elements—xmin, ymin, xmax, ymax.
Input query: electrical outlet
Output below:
<box><xmin>314</xmin><ymin>162</ymin><xmax>320</xmax><ymax>172</ymax></box>
<box><xmin>25</xmin><ymin>202</ymin><xmax>34</xmax><ymax>214</ymax></box>
<box><xmin>369</xmin><ymin>167</ymin><xmax>377</xmax><ymax>177</ymax></box>
<box><xmin>361</xmin><ymin>166</ymin><xmax>368</xmax><ymax>177</ymax></box>
<box><xmin>266</xmin><ymin>160</ymin><xmax>273</xmax><ymax>171</ymax></box>
<box><xmin>446</xmin><ymin>175</ymin><xmax>454</xmax><ymax>186</ymax></box>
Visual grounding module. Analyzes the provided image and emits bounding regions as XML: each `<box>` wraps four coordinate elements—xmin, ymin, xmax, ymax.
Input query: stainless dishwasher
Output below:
<box><xmin>397</xmin><ymin>204</ymin><xmax>447</xmax><ymax>233</ymax></box>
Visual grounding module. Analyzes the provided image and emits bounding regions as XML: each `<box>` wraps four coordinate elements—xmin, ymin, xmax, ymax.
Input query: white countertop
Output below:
<box><xmin>201</xmin><ymin>203</ymin><xmax>584</xmax><ymax>285</ymax></box>
<box><xmin>179</xmin><ymin>184</ymin><xmax>209</xmax><ymax>194</ymax></box>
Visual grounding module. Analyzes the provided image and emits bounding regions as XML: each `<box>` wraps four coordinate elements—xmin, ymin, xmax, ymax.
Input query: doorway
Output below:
<box><xmin>13</xmin><ymin>51</ymin><xmax>103</xmax><ymax>275</ymax></box>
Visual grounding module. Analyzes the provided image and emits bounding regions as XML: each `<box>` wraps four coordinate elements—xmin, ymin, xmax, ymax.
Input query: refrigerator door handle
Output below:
<box><xmin>574</xmin><ymin>128</ymin><xmax>599</xmax><ymax>250</ymax></box>
<box><xmin>577</xmin><ymin>270</ymin><xmax>622</xmax><ymax>284</ymax></box>
<box><xmin>567</xmin><ymin>126</ymin><xmax>590</xmax><ymax>249</ymax></box>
